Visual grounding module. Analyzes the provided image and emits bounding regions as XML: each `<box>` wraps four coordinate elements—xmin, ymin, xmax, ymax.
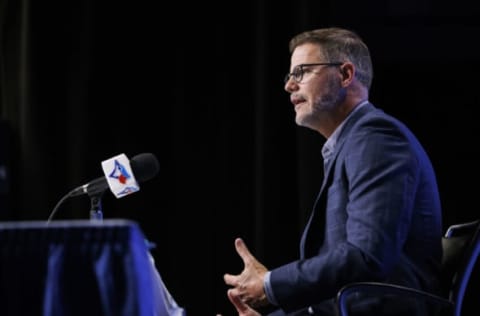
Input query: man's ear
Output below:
<box><xmin>340</xmin><ymin>62</ymin><xmax>355</xmax><ymax>86</ymax></box>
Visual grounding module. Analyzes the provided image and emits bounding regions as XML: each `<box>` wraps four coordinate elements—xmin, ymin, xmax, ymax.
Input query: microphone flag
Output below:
<box><xmin>101</xmin><ymin>153</ymin><xmax>140</xmax><ymax>198</ymax></box>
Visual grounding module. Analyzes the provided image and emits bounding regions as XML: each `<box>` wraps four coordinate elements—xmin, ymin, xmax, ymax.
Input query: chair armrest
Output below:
<box><xmin>335</xmin><ymin>282</ymin><xmax>453</xmax><ymax>316</ymax></box>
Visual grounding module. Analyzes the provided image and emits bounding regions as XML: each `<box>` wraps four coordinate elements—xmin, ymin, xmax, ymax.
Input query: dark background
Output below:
<box><xmin>1</xmin><ymin>0</ymin><xmax>479</xmax><ymax>315</ymax></box>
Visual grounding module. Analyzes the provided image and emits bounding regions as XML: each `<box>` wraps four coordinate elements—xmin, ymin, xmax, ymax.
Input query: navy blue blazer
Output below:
<box><xmin>268</xmin><ymin>103</ymin><xmax>443</xmax><ymax>315</ymax></box>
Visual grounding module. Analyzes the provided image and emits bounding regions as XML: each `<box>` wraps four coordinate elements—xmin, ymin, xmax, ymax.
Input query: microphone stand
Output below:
<box><xmin>89</xmin><ymin>191</ymin><xmax>104</xmax><ymax>220</ymax></box>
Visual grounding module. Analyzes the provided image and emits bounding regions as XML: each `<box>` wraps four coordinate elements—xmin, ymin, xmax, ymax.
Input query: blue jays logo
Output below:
<box><xmin>108</xmin><ymin>159</ymin><xmax>132</xmax><ymax>184</ymax></box>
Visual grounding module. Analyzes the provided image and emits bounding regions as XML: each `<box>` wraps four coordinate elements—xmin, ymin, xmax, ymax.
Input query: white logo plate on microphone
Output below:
<box><xmin>101</xmin><ymin>153</ymin><xmax>140</xmax><ymax>198</ymax></box>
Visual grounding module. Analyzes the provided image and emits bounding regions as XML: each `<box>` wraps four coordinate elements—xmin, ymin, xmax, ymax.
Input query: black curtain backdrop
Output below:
<box><xmin>1</xmin><ymin>0</ymin><xmax>480</xmax><ymax>315</ymax></box>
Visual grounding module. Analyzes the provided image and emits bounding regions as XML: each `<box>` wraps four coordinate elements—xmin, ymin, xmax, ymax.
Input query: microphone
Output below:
<box><xmin>70</xmin><ymin>152</ymin><xmax>160</xmax><ymax>197</ymax></box>
<box><xmin>47</xmin><ymin>153</ymin><xmax>159</xmax><ymax>222</ymax></box>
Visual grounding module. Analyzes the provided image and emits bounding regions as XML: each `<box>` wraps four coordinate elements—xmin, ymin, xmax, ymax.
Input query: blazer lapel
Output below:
<box><xmin>300</xmin><ymin>103</ymin><xmax>375</xmax><ymax>258</ymax></box>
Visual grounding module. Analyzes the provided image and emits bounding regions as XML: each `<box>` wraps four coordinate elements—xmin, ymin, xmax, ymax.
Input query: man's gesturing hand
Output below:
<box><xmin>223</xmin><ymin>238</ymin><xmax>270</xmax><ymax>308</ymax></box>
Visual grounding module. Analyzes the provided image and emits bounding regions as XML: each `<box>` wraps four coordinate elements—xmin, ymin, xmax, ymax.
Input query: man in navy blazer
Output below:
<box><xmin>222</xmin><ymin>27</ymin><xmax>443</xmax><ymax>316</ymax></box>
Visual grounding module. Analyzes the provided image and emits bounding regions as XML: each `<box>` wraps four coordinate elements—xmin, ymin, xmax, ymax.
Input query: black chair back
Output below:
<box><xmin>441</xmin><ymin>220</ymin><xmax>480</xmax><ymax>316</ymax></box>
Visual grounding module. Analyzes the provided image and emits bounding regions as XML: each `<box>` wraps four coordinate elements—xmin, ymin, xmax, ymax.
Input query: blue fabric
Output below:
<box><xmin>0</xmin><ymin>219</ymin><xmax>185</xmax><ymax>316</ymax></box>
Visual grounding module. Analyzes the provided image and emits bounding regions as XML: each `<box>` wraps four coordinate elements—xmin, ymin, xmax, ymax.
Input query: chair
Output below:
<box><xmin>335</xmin><ymin>219</ymin><xmax>480</xmax><ymax>316</ymax></box>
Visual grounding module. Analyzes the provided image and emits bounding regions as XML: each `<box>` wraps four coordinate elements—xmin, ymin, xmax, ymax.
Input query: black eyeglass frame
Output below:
<box><xmin>284</xmin><ymin>62</ymin><xmax>343</xmax><ymax>83</ymax></box>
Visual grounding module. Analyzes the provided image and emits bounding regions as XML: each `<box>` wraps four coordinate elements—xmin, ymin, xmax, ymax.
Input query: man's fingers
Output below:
<box><xmin>227</xmin><ymin>289</ymin><xmax>249</xmax><ymax>313</ymax></box>
<box><xmin>223</xmin><ymin>273</ymin><xmax>238</xmax><ymax>287</ymax></box>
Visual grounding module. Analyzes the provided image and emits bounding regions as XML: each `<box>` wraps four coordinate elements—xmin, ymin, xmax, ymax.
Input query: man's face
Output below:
<box><xmin>285</xmin><ymin>43</ymin><xmax>345</xmax><ymax>131</ymax></box>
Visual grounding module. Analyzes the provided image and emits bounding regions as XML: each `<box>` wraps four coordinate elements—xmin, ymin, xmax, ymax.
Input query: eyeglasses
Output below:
<box><xmin>284</xmin><ymin>62</ymin><xmax>343</xmax><ymax>84</ymax></box>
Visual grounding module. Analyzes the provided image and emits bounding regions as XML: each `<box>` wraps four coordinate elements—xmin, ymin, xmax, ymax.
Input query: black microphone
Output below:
<box><xmin>47</xmin><ymin>153</ymin><xmax>160</xmax><ymax>222</ymax></box>
<box><xmin>70</xmin><ymin>152</ymin><xmax>160</xmax><ymax>197</ymax></box>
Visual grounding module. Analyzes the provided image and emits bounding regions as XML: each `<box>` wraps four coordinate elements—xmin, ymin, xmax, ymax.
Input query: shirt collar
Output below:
<box><xmin>321</xmin><ymin>100</ymin><xmax>369</xmax><ymax>161</ymax></box>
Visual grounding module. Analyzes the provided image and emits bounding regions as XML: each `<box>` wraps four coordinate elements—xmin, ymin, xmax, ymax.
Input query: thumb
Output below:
<box><xmin>234</xmin><ymin>238</ymin><xmax>255</xmax><ymax>264</ymax></box>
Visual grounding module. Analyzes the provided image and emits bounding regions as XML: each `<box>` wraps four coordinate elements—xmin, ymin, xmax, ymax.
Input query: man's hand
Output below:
<box><xmin>223</xmin><ymin>238</ymin><xmax>270</xmax><ymax>308</ymax></box>
<box><xmin>227</xmin><ymin>288</ymin><xmax>262</xmax><ymax>316</ymax></box>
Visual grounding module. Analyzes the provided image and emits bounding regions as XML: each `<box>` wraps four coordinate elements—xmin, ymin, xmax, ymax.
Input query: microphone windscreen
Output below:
<box><xmin>130</xmin><ymin>153</ymin><xmax>160</xmax><ymax>182</ymax></box>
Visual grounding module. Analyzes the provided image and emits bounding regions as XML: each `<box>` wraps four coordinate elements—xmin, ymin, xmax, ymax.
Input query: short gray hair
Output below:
<box><xmin>289</xmin><ymin>27</ymin><xmax>373</xmax><ymax>90</ymax></box>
